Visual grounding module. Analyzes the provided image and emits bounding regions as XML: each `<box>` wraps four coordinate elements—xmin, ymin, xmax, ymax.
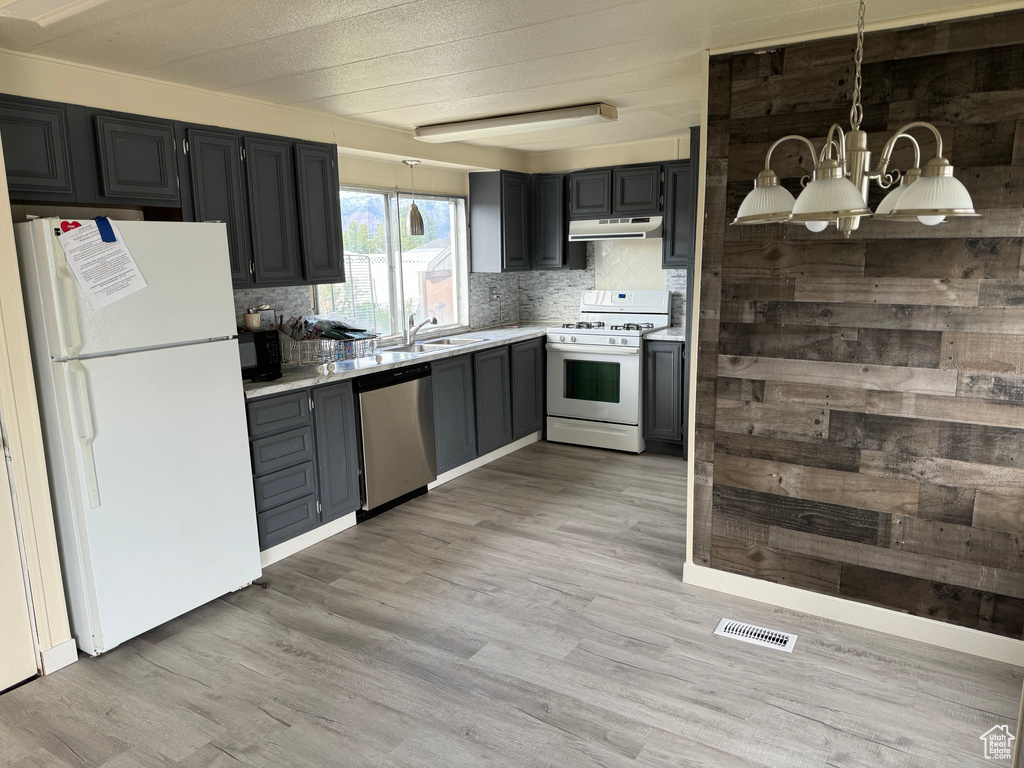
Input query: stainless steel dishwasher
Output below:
<box><xmin>354</xmin><ymin>362</ymin><xmax>436</xmax><ymax>518</ymax></box>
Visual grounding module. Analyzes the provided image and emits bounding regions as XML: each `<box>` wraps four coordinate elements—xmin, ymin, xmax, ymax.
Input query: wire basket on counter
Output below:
<box><xmin>277</xmin><ymin>331</ymin><xmax>380</xmax><ymax>365</ymax></box>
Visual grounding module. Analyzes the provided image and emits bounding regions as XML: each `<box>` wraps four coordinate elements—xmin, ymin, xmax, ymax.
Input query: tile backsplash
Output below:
<box><xmin>233</xmin><ymin>286</ymin><xmax>314</xmax><ymax>328</ymax></box>
<box><xmin>469</xmin><ymin>240</ymin><xmax>687</xmax><ymax>330</ymax></box>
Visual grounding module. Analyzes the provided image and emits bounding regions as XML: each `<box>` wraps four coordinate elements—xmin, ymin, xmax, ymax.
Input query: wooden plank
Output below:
<box><xmin>712</xmin><ymin>483</ymin><xmax>882</xmax><ymax>545</ymax></box>
<box><xmin>715</xmin><ymin>430</ymin><xmax>861</xmax><ymax>473</ymax></box>
<box><xmin>715</xmin><ymin>399</ymin><xmax>827</xmax><ymax>443</ymax></box>
<box><xmin>958</xmin><ymin>372</ymin><xmax>1024</xmax><ymax>401</ymax></box>
<box><xmin>1014</xmin><ymin>120</ymin><xmax>1024</xmax><ymax>165</ymax></box>
<box><xmin>692</xmin><ymin>460</ymin><xmax>714</xmax><ymax>566</ymax></box>
<box><xmin>711</xmin><ymin>535</ymin><xmax>842</xmax><ymax>595</ymax></box>
<box><xmin>711</xmin><ymin>512</ymin><xmax>770</xmax><ymax>546</ymax></box>
<box><xmin>888</xmin><ymin>92</ymin><xmax>1024</xmax><ymax>127</ymax></box>
<box><xmin>978</xmin><ymin>279</ymin><xmax>1024</xmax><ymax>306</ymax></box>
<box><xmin>974</xmin><ymin>490</ymin><xmax>1024</xmax><ymax>534</ymax></box>
<box><xmin>722</xmin><ymin>241</ymin><xmax>864</xmax><ymax>278</ymax></box>
<box><xmin>939</xmin><ymin>331</ymin><xmax>1024</xmax><ymax>374</ymax></box>
<box><xmin>890</xmin><ymin>515</ymin><xmax>1024</xmax><ymax>573</ymax></box>
<box><xmin>768</xmin><ymin>302</ymin><xmax>1024</xmax><ymax>335</ymax></box>
<box><xmin>720</xmin><ymin>323</ymin><xmax>943</xmax><ymax>368</ymax></box>
<box><xmin>763</xmin><ymin>381</ymin><xmax>867</xmax><ymax>412</ymax></box>
<box><xmin>866</xmin><ymin>390</ymin><xmax>1024</xmax><ymax>430</ymax></box>
<box><xmin>863</xmin><ymin>238</ymin><xmax>1023</xmax><ymax>280</ymax></box>
<box><xmin>895</xmin><ymin>13</ymin><xmax>1024</xmax><ymax>58</ymax></box>
<box><xmin>716</xmin><ymin>378</ymin><xmax>764</xmax><ymax>402</ymax></box>
<box><xmin>861</xmin><ymin>450</ymin><xmax>1024</xmax><ymax>491</ymax></box>
<box><xmin>714</xmin><ymin>452</ymin><xmax>919</xmax><ymax>517</ymax></box>
<box><xmin>918</xmin><ymin>484</ymin><xmax>977</xmax><ymax>526</ymax></box>
<box><xmin>952</xmin><ymin>123</ymin><xmax>1019</xmax><ymax>168</ymax></box>
<box><xmin>769</xmin><ymin>527</ymin><xmax>1024</xmax><ymax>599</ymax></box>
<box><xmin>958</xmin><ymin>165</ymin><xmax>1024</xmax><ymax>209</ymax></box>
<box><xmin>826</xmin><ymin>411</ymin><xmax>941</xmax><ymax>455</ymax></box>
<box><xmin>937</xmin><ymin>422</ymin><xmax>1024</xmax><ymax>468</ymax></box>
<box><xmin>719</xmin><ymin>355</ymin><xmax>958</xmax><ymax>396</ymax></box>
<box><xmin>793</xmin><ymin>278</ymin><xmax>981</xmax><ymax>307</ymax></box>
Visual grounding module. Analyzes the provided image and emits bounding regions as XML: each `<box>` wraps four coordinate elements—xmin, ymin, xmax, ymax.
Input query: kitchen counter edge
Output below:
<box><xmin>644</xmin><ymin>327</ymin><xmax>687</xmax><ymax>342</ymax></box>
<box><xmin>243</xmin><ymin>325</ymin><xmax>549</xmax><ymax>399</ymax></box>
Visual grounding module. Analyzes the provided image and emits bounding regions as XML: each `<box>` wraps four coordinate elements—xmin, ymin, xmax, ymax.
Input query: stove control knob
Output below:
<box><xmin>608</xmin><ymin>337</ymin><xmax>615</xmax><ymax>344</ymax></box>
<box><xmin>571</xmin><ymin>335</ymin><xmax>577</xmax><ymax>343</ymax></box>
<box><xmin>620</xmin><ymin>338</ymin><xmax>628</xmax><ymax>345</ymax></box>
<box><xmin>559</xmin><ymin>335</ymin><xmax>565</xmax><ymax>342</ymax></box>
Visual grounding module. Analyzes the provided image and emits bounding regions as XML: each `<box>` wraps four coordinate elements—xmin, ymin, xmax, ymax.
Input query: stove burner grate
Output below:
<box><xmin>610</xmin><ymin>322</ymin><xmax>655</xmax><ymax>331</ymax></box>
<box><xmin>562</xmin><ymin>321</ymin><xmax>605</xmax><ymax>329</ymax></box>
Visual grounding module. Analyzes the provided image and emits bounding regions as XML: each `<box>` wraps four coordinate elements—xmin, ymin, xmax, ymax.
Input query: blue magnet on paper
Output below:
<box><xmin>94</xmin><ymin>217</ymin><xmax>116</xmax><ymax>243</ymax></box>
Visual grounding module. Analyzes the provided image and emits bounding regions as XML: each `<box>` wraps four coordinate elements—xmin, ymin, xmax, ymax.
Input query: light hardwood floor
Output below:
<box><xmin>0</xmin><ymin>442</ymin><xmax>1019</xmax><ymax>767</ymax></box>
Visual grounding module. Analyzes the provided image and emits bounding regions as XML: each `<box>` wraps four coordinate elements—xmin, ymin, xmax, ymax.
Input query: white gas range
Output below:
<box><xmin>546</xmin><ymin>290</ymin><xmax>670</xmax><ymax>453</ymax></box>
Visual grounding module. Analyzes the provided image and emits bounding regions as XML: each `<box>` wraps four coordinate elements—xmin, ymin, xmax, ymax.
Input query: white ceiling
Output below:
<box><xmin>0</xmin><ymin>0</ymin><xmax>1014</xmax><ymax>153</ymax></box>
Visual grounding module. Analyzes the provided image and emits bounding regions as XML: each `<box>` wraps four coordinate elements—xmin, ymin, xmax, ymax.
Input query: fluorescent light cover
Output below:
<box><xmin>414</xmin><ymin>104</ymin><xmax>617</xmax><ymax>143</ymax></box>
<box><xmin>0</xmin><ymin>0</ymin><xmax>112</xmax><ymax>25</ymax></box>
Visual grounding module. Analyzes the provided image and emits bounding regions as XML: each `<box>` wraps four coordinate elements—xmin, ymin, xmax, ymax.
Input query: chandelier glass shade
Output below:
<box><xmin>730</xmin><ymin>0</ymin><xmax>978</xmax><ymax>236</ymax></box>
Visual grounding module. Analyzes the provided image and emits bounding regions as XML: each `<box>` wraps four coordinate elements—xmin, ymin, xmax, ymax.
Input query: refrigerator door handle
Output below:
<box><xmin>52</xmin><ymin>234</ymin><xmax>83</xmax><ymax>358</ymax></box>
<box><xmin>67</xmin><ymin>361</ymin><xmax>101</xmax><ymax>508</ymax></box>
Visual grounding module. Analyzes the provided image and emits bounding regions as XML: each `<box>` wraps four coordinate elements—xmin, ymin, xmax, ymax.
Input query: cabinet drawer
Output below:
<box><xmin>254</xmin><ymin>461</ymin><xmax>316</xmax><ymax>511</ymax></box>
<box><xmin>247</xmin><ymin>390</ymin><xmax>310</xmax><ymax>438</ymax></box>
<box><xmin>251</xmin><ymin>425</ymin><xmax>314</xmax><ymax>476</ymax></box>
<box><xmin>256</xmin><ymin>494</ymin><xmax>318</xmax><ymax>550</ymax></box>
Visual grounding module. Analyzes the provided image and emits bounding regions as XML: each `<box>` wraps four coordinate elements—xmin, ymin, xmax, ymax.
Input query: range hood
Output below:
<box><xmin>568</xmin><ymin>216</ymin><xmax>663</xmax><ymax>241</ymax></box>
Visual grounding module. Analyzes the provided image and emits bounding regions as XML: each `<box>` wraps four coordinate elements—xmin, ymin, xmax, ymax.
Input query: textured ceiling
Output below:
<box><xmin>0</xmin><ymin>0</ymin><xmax>1013</xmax><ymax>153</ymax></box>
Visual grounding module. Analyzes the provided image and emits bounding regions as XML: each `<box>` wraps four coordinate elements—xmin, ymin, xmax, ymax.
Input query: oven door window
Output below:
<box><xmin>564</xmin><ymin>360</ymin><xmax>620</xmax><ymax>403</ymax></box>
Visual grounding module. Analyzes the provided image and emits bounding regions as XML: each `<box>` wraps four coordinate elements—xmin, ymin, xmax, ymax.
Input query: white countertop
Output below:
<box><xmin>244</xmin><ymin>325</ymin><xmax>549</xmax><ymax>399</ymax></box>
<box><xmin>644</xmin><ymin>326</ymin><xmax>687</xmax><ymax>342</ymax></box>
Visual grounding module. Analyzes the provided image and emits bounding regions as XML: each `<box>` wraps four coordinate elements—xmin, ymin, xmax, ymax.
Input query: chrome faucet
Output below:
<box><xmin>408</xmin><ymin>314</ymin><xmax>437</xmax><ymax>343</ymax></box>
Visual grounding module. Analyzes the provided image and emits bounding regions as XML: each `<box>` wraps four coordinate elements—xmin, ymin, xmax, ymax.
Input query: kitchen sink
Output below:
<box><xmin>384</xmin><ymin>338</ymin><xmax>487</xmax><ymax>354</ymax></box>
<box><xmin>384</xmin><ymin>344</ymin><xmax>432</xmax><ymax>353</ymax></box>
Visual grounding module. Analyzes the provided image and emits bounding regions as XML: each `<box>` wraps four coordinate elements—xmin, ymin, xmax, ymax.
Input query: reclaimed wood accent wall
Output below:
<box><xmin>695</xmin><ymin>10</ymin><xmax>1024</xmax><ymax>638</ymax></box>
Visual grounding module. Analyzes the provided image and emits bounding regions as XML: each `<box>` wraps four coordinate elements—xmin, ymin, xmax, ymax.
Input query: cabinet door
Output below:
<box><xmin>313</xmin><ymin>381</ymin><xmax>361</xmax><ymax>523</ymax></box>
<box><xmin>294</xmin><ymin>141</ymin><xmax>345</xmax><ymax>284</ymax></box>
<box><xmin>0</xmin><ymin>96</ymin><xmax>74</xmax><ymax>200</ymax></box>
<box><xmin>613</xmin><ymin>165</ymin><xmax>662</xmax><ymax>216</ymax></box>
<box><xmin>474</xmin><ymin>346</ymin><xmax>513</xmax><ymax>455</ymax></box>
<box><xmin>256</xmin><ymin>494</ymin><xmax>318</xmax><ymax>551</ymax></box>
<box><xmin>510</xmin><ymin>338</ymin><xmax>544</xmax><ymax>440</ymax></box>
<box><xmin>186</xmin><ymin>127</ymin><xmax>251</xmax><ymax>286</ymax></box>
<box><xmin>94</xmin><ymin>113</ymin><xmax>179</xmax><ymax>202</ymax></box>
<box><xmin>662</xmin><ymin>161</ymin><xmax>694</xmax><ymax>268</ymax></box>
<box><xmin>244</xmin><ymin>135</ymin><xmax>302</xmax><ymax>285</ymax></box>
<box><xmin>643</xmin><ymin>341</ymin><xmax>683</xmax><ymax>443</ymax></box>
<box><xmin>432</xmin><ymin>354</ymin><xmax>478</xmax><ymax>473</ymax></box>
<box><xmin>569</xmin><ymin>169</ymin><xmax>611</xmax><ymax>218</ymax></box>
<box><xmin>501</xmin><ymin>171</ymin><xmax>530</xmax><ymax>271</ymax></box>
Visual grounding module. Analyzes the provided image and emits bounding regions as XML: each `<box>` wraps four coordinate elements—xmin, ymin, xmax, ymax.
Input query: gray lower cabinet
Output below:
<box><xmin>246</xmin><ymin>383</ymin><xmax>360</xmax><ymax>551</ymax></box>
<box><xmin>313</xmin><ymin>382</ymin><xmax>360</xmax><ymax>523</ymax></box>
<box><xmin>474</xmin><ymin>346</ymin><xmax>513</xmax><ymax>455</ymax></box>
<box><xmin>510</xmin><ymin>338</ymin><xmax>543</xmax><ymax>440</ymax></box>
<box><xmin>643</xmin><ymin>340</ymin><xmax>684</xmax><ymax>444</ymax></box>
<box><xmin>432</xmin><ymin>354</ymin><xmax>478</xmax><ymax>474</ymax></box>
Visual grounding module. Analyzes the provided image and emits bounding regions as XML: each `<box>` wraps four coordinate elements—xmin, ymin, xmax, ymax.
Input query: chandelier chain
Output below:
<box><xmin>850</xmin><ymin>0</ymin><xmax>866</xmax><ymax>130</ymax></box>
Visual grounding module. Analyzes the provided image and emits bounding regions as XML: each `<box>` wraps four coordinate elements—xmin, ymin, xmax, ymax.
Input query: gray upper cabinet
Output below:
<box><xmin>0</xmin><ymin>95</ymin><xmax>74</xmax><ymax>201</ymax></box>
<box><xmin>244</xmin><ymin>135</ymin><xmax>302</xmax><ymax>286</ymax></box>
<box><xmin>532</xmin><ymin>174</ymin><xmax>586</xmax><ymax>271</ymax></box>
<box><xmin>643</xmin><ymin>341</ymin><xmax>684</xmax><ymax>445</ymax></box>
<box><xmin>510</xmin><ymin>338</ymin><xmax>544</xmax><ymax>440</ymax></box>
<box><xmin>568</xmin><ymin>169</ymin><xmax>611</xmax><ymax>219</ymax></box>
<box><xmin>294</xmin><ymin>141</ymin><xmax>345</xmax><ymax>284</ymax></box>
<box><xmin>94</xmin><ymin>112</ymin><xmax>179</xmax><ymax>203</ymax></box>
<box><xmin>469</xmin><ymin>170</ymin><xmax>530</xmax><ymax>273</ymax></box>
<box><xmin>312</xmin><ymin>381</ymin><xmax>361</xmax><ymax>523</ymax></box>
<box><xmin>613</xmin><ymin>165</ymin><xmax>662</xmax><ymax>216</ymax></box>
<box><xmin>181</xmin><ymin>126</ymin><xmax>251</xmax><ymax>287</ymax></box>
<box><xmin>432</xmin><ymin>354</ymin><xmax>478</xmax><ymax>474</ymax></box>
<box><xmin>663</xmin><ymin>127</ymin><xmax>699</xmax><ymax>269</ymax></box>
<box><xmin>474</xmin><ymin>346</ymin><xmax>513</xmax><ymax>455</ymax></box>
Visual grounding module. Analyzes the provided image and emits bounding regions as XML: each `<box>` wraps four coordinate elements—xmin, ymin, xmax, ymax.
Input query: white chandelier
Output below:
<box><xmin>732</xmin><ymin>0</ymin><xmax>978</xmax><ymax>236</ymax></box>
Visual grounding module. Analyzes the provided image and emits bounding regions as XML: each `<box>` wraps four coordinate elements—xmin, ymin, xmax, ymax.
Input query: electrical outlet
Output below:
<box><xmin>489</xmin><ymin>286</ymin><xmax>499</xmax><ymax>302</ymax></box>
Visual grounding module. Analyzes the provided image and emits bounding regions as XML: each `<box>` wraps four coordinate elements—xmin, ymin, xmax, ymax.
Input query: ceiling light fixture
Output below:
<box><xmin>0</xmin><ymin>0</ymin><xmax>112</xmax><ymax>26</ymax></box>
<box><xmin>413</xmin><ymin>103</ymin><xmax>617</xmax><ymax>144</ymax></box>
<box><xmin>403</xmin><ymin>159</ymin><xmax>424</xmax><ymax>237</ymax></box>
<box><xmin>732</xmin><ymin>0</ymin><xmax>978</xmax><ymax>236</ymax></box>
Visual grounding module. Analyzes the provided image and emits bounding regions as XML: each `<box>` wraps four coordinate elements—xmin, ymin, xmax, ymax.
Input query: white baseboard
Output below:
<box><xmin>39</xmin><ymin>638</ymin><xmax>78</xmax><ymax>675</ymax></box>
<box><xmin>429</xmin><ymin>431</ymin><xmax>541</xmax><ymax>489</ymax></box>
<box><xmin>684</xmin><ymin>564</ymin><xmax>1024</xmax><ymax>666</ymax></box>
<box><xmin>259</xmin><ymin>512</ymin><xmax>357</xmax><ymax>568</ymax></box>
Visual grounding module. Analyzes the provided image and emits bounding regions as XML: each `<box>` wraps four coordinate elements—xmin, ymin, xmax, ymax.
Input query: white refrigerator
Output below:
<box><xmin>15</xmin><ymin>218</ymin><xmax>261</xmax><ymax>656</ymax></box>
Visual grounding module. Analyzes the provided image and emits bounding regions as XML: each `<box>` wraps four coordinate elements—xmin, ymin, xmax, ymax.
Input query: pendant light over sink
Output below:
<box><xmin>731</xmin><ymin>0</ymin><xmax>978</xmax><ymax>236</ymax></box>
<box><xmin>403</xmin><ymin>159</ymin><xmax>425</xmax><ymax>237</ymax></box>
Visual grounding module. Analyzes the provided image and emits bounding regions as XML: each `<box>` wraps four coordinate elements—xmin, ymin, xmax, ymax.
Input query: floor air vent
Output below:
<box><xmin>714</xmin><ymin>618</ymin><xmax>797</xmax><ymax>653</ymax></box>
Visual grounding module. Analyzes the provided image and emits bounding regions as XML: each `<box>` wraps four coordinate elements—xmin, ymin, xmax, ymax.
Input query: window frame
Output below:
<box><xmin>322</xmin><ymin>184</ymin><xmax>471</xmax><ymax>343</ymax></box>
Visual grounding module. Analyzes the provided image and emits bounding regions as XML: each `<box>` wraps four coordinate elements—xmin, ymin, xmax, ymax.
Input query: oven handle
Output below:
<box><xmin>546</xmin><ymin>343</ymin><xmax>640</xmax><ymax>356</ymax></box>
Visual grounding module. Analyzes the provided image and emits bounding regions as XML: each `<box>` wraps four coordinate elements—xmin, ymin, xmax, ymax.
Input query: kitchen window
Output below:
<box><xmin>317</xmin><ymin>187</ymin><xmax>469</xmax><ymax>340</ymax></box>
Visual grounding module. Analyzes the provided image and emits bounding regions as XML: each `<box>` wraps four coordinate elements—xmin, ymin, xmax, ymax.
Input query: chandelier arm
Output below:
<box><xmin>873</xmin><ymin>122</ymin><xmax>944</xmax><ymax>178</ymax></box>
<box><xmin>764</xmin><ymin>134</ymin><xmax>820</xmax><ymax>172</ymax></box>
<box><xmin>822</xmin><ymin>124</ymin><xmax>847</xmax><ymax>166</ymax></box>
